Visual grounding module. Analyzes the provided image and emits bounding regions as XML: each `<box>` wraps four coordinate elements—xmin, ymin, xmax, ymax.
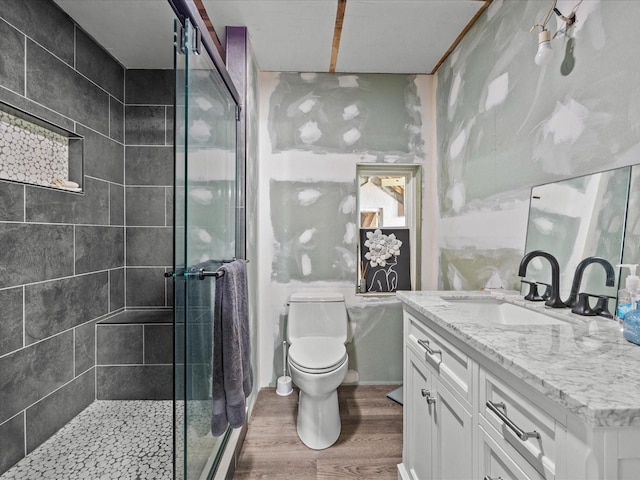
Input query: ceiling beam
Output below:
<box><xmin>329</xmin><ymin>0</ymin><xmax>347</xmax><ymax>72</ymax></box>
<box><xmin>430</xmin><ymin>0</ymin><xmax>492</xmax><ymax>74</ymax></box>
<box><xmin>194</xmin><ymin>0</ymin><xmax>226</xmax><ymax>61</ymax></box>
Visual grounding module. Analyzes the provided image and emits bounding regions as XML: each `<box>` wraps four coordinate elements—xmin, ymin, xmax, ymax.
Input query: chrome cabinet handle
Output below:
<box><xmin>420</xmin><ymin>389</ymin><xmax>436</xmax><ymax>404</ymax></box>
<box><xmin>417</xmin><ymin>338</ymin><xmax>443</xmax><ymax>361</ymax></box>
<box><xmin>484</xmin><ymin>476</ymin><xmax>503</xmax><ymax>480</ymax></box>
<box><xmin>486</xmin><ymin>401</ymin><xmax>541</xmax><ymax>441</ymax></box>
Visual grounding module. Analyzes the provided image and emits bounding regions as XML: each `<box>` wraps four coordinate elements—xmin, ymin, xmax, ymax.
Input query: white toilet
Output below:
<box><xmin>287</xmin><ymin>292</ymin><xmax>349</xmax><ymax>450</ymax></box>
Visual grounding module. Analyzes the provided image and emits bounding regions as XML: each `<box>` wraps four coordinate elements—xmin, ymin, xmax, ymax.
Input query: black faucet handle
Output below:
<box><xmin>537</xmin><ymin>282</ymin><xmax>552</xmax><ymax>301</ymax></box>
<box><xmin>593</xmin><ymin>294</ymin><xmax>616</xmax><ymax>319</ymax></box>
<box><xmin>571</xmin><ymin>292</ymin><xmax>598</xmax><ymax>316</ymax></box>
<box><xmin>521</xmin><ymin>280</ymin><xmax>544</xmax><ymax>301</ymax></box>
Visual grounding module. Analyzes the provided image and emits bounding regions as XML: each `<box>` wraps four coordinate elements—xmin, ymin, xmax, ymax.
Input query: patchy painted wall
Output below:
<box><xmin>434</xmin><ymin>0</ymin><xmax>640</xmax><ymax>290</ymax></box>
<box><xmin>257</xmin><ymin>72</ymin><xmax>430</xmax><ymax>386</ymax></box>
<box><xmin>246</xmin><ymin>39</ymin><xmax>260</xmax><ymax>394</ymax></box>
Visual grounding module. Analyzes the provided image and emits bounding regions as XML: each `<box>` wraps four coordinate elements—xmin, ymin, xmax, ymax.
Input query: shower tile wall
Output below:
<box><xmin>0</xmin><ymin>0</ymin><xmax>124</xmax><ymax>475</ymax></box>
<box><xmin>96</xmin><ymin>311</ymin><xmax>173</xmax><ymax>400</ymax></box>
<box><xmin>124</xmin><ymin>69</ymin><xmax>174</xmax><ymax>309</ymax></box>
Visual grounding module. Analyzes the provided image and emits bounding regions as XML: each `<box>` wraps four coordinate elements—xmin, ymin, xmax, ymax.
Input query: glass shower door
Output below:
<box><xmin>174</xmin><ymin>18</ymin><xmax>238</xmax><ymax>480</ymax></box>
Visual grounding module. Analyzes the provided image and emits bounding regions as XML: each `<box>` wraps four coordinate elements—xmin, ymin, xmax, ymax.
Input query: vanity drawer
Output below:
<box><xmin>479</xmin><ymin>369</ymin><xmax>562</xmax><ymax>480</ymax></box>
<box><xmin>479</xmin><ymin>425</ymin><xmax>544</xmax><ymax>480</ymax></box>
<box><xmin>405</xmin><ymin>310</ymin><xmax>473</xmax><ymax>406</ymax></box>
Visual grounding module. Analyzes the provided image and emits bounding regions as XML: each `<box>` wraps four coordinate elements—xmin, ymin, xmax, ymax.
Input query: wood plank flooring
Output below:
<box><xmin>234</xmin><ymin>385</ymin><xmax>403</xmax><ymax>479</ymax></box>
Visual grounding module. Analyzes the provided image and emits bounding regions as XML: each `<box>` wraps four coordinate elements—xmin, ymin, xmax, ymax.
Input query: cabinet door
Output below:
<box><xmin>405</xmin><ymin>348</ymin><xmax>434</xmax><ymax>480</ymax></box>
<box><xmin>433</xmin><ymin>378</ymin><xmax>473</xmax><ymax>480</ymax></box>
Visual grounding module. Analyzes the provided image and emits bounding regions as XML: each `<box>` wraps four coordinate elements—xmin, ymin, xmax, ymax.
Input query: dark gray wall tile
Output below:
<box><xmin>96</xmin><ymin>365</ymin><xmax>172</xmax><ymax>400</ymax></box>
<box><xmin>125</xmin><ymin>69</ymin><xmax>174</xmax><ymax>105</ymax></box>
<box><xmin>125</xmin><ymin>106</ymin><xmax>166</xmax><ymax>145</ymax></box>
<box><xmin>0</xmin><ymin>287</ymin><xmax>23</xmax><ymax>356</ymax></box>
<box><xmin>0</xmin><ymin>181</ymin><xmax>24</xmax><ymax>222</ymax></box>
<box><xmin>109</xmin><ymin>268</ymin><xmax>125</xmax><ymax>312</ymax></box>
<box><xmin>26</xmin><ymin>40</ymin><xmax>109</xmax><ymax>135</ymax></box>
<box><xmin>0</xmin><ymin>86</ymin><xmax>75</xmax><ymax>131</ymax></box>
<box><xmin>0</xmin><ymin>0</ymin><xmax>74</xmax><ymax>66</ymax></box>
<box><xmin>110</xmin><ymin>183</ymin><xmax>124</xmax><ymax>226</ymax></box>
<box><xmin>76</xmin><ymin>125</ymin><xmax>124</xmax><ymax>184</ymax></box>
<box><xmin>164</xmin><ymin>267</ymin><xmax>174</xmax><ymax>307</ymax></box>
<box><xmin>74</xmin><ymin>321</ymin><xmax>95</xmax><ymax>376</ymax></box>
<box><xmin>126</xmin><ymin>227</ymin><xmax>172</xmax><ymax>266</ymax></box>
<box><xmin>0</xmin><ymin>223</ymin><xmax>74</xmax><ymax>289</ymax></box>
<box><xmin>24</xmin><ymin>272</ymin><xmax>109</xmax><ymax>344</ymax></box>
<box><xmin>125</xmin><ymin>146</ymin><xmax>173</xmax><ymax>185</ymax></box>
<box><xmin>75</xmin><ymin>226</ymin><xmax>124</xmax><ymax>274</ymax></box>
<box><xmin>75</xmin><ymin>28</ymin><xmax>124</xmax><ymax>101</ymax></box>
<box><xmin>144</xmin><ymin>325</ymin><xmax>173</xmax><ymax>364</ymax></box>
<box><xmin>0</xmin><ymin>18</ymin><xmax>25</xmax><ymax>95</ymax></box>
<box><xmin>110</xmin><ymin>96</ymin><xmax>124</xmax><ymax>144</ymax></box>
<box><xmin>0</xmin><ymin>413</ymin><xmax>24</xmax><ymax>476</ymax></box>
<box><xmin>166</xmin><ymin>106</ymin><xmax>174</xmax><ymax>146</ymax></box>
<box><xmin>126</xmin><ymin>187</ymin><xmax>166</xmax><ymax>226</ymax></box>
<box><xmin>166</xmin><ymin>187</ymin><xmax>173</xmax><ymax>227</ymax></box>
<box><xmin>96</xmin><ymin>324</ymin><xmax>143</xmax><ymax>365</ymax></box>
<box><xmin>126</xmin><ymin>268</ymin><xmax>165</xmax><ymax>307</ymax></box>
<box><xmin>26</xmin><ymin>177</ymin><xmax>109</xmax><ymax>225</ymax></box>
<box><xmin>25</xmin><ymin>369</ymin><xmax>94</xmax><ymax>454</ymax></box>
<box><xmin>0</xmin><ymin>331</ymin><xmax>74</xmax><ymax>424</ymax></box>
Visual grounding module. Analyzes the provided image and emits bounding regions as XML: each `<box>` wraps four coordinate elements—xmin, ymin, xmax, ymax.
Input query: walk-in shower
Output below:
<box><xmin>0</xmin><ymin>0</ymin><xmax>248</xmax><ymax>478</ymax></box>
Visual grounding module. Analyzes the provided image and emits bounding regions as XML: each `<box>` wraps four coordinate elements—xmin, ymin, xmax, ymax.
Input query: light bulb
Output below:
<box><xmin>535</xmin><ymin>30</ymin><xmax>552</xmax><ymax>66</ymax></box>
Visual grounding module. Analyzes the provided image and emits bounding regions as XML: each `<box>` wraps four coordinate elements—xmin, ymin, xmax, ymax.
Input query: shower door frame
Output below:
<box><xmin>170</xmin><ymin>1</ymin><xmax>246</xmax><ymax>478</ymax></box>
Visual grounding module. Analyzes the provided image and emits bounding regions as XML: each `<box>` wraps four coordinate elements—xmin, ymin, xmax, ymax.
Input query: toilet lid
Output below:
<box><xmin>288</xmin><ymin>337</ymin><xmax>347</xmax><ymax>371</ymax></box>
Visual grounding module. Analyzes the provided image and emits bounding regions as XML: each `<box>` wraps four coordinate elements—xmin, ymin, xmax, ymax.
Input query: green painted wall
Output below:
<box><xmin>434</xmin><ymin>0</ymin><xmax>640</xmax><ymax>290</ymax></box>
<box><xmin>257</xmin><ymin>72</ymin><xmax>429</xmax><ymax>386</ymax></box>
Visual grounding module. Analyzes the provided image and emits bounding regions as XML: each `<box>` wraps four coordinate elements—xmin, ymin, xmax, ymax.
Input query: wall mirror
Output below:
<box><xmin>524</xmin><ymin>167</ymin><xmax>631</xmax><ymax>308</ymax></box>
<box><xmin>621</xmin><ymin>166</ymin><xmax>640</xmax><ymax>266</ymax></box>
<box><xmin>356</xmin><ymin>163</ymin><xmax>421</xmax><ymax>294</ymax></box>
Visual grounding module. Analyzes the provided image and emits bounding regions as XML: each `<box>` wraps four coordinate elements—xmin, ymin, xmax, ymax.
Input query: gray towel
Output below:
<box><xmin>211</xmin><ymin>260</ymin><xmax>253</xmax><ymax>436</ymax></box>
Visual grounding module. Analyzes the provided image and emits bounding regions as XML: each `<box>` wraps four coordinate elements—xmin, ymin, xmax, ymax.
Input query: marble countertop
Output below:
<box><xmin>397</xmin><ymin>289</ymin><xmax>640</xmax><ymax>428</ymax></box>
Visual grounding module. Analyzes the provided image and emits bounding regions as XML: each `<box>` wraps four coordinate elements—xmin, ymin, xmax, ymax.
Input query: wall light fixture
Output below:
<box><xmin>530</xmin><ymin>0</ymin><xmax>582</xmax><ymax>67</ymax></box>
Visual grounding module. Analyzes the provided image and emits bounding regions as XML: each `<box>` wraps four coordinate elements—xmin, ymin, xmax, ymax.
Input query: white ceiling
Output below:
<box><xmin>53</xmin><ymin>0</ymin><xmax>177</xmax><ymax>69</ymax></box>
<box><xmin>54</xmin><ymin>0</ymin><xmax>487</xmax><ymax>73</ymax></box>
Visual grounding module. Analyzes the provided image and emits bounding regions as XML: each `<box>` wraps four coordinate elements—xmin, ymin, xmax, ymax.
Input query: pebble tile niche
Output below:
<box><xmin>0</xmin><ymin>102</ymin><xmax>83</xmax><ymax>191</ymax></box>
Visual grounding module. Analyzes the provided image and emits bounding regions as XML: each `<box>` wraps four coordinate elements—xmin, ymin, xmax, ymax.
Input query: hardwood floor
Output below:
<box><xmin>234</xmin><ymin>385</ymin><xmax>403</xmax><ymax>479</ymax></box>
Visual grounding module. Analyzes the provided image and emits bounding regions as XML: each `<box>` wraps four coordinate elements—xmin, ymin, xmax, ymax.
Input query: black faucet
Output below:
<box><xmin>518</xmin><ymin>250</ymin><xmax>566</xmax><ymax>308</ymax></box>
<box><xmin>564</xmin><ymin>257</ymin><xmax>616</xmax><ymax>308</ymax></box>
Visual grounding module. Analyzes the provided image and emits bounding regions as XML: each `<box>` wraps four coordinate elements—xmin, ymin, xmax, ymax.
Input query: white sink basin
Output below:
<box><xmin>443</xmin><ymin>298</ymin><xmax>567</xmax><ymax>326</ymax></box>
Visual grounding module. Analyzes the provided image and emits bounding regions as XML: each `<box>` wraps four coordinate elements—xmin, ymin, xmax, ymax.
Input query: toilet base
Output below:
<box><xmin>296</xmin><ymin>389</ymin><xmax>341</xmax><ymax>450</ymax></box>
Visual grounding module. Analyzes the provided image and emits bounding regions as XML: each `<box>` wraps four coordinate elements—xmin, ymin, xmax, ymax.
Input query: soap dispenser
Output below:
<box><xmin>616</xmin><ymin>264</ymin><xmax>640</xmax><ymax>322</ymax></box>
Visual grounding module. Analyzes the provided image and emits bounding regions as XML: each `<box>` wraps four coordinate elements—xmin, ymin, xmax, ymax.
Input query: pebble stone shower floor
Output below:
<box><xmin>0</xmin><ymin>401</ymin><xmax>173</xmax><ymax>480</ymax></box>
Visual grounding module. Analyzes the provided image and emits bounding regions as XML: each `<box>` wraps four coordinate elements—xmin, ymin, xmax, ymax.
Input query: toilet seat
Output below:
<box><xmin>289</xmin><ymin>337</ymin><xmax>347</xmax><ymax>374</ymax></box>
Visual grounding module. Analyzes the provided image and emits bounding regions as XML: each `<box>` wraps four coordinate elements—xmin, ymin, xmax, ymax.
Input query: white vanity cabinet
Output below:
<box><xmin>398</xmin><ymin>294</ymin><xmax>640</xmax><ymax>480</ymax></box>
<box><xmin>400</xmin><ymin>311</ymin><xmax>474</xmax><ymax>480</ymax></box>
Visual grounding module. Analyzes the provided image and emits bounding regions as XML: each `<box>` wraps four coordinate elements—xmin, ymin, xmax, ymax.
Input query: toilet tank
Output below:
<box><xmin>287</xmin><ymin>292</ymin><xmax>347</xmax><ymax>343</ymax></box>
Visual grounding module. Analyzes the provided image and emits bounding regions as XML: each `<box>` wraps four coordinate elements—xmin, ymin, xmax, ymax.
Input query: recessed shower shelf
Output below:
<box><xmin>0</xmin><ymin>99</ymin><xmax>84</xmax><ymax>192</ymax></box>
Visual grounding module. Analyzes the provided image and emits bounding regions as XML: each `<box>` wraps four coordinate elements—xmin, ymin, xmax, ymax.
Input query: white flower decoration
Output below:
<box><xmin>364</xmin><ymin>229</ymin><xmax>403</xmax><ymax>267</ymax></box>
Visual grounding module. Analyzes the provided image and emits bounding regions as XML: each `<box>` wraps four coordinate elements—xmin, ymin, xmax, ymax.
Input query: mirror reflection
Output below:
<box><xmin>524</xmin><ymin>167</ymin><xmax>631</xmax><ymax>304</ymax></box>
<box><xmin>359</xmin><ymin>175</ymin><xmax>406</xmax><ymax>228</ymax></box>
<box><xmin>356</xmin><ymin>164</ymin><xmax>421</xmax><ymax>294</ymax></box>
<box><xmin>622</xmin><ymin>166</ymin><xmax>640</xmax><ymax>266</ymax></box>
